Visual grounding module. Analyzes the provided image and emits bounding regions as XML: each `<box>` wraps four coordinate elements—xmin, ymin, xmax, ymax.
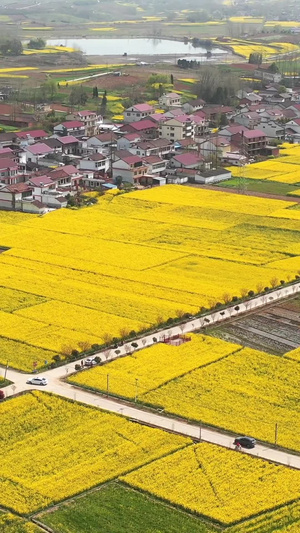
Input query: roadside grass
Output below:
<box><xmin>37</xmin><ymin>482</ymin><xmax>217</xmax><ymax>533</ymax></box>
<box><xmin>215</xmin><ymin>177</ymin><xmax>298</xmax><ymax>196</ymax></box>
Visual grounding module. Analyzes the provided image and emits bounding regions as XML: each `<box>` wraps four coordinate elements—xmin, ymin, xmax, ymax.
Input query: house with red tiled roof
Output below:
<box><xmin>124</xmin><ymin>103</ymin><xmax>154</xmax><ymax>123</ymax></box>
<box><xmin>112</xmin><ymin>153</ymin><xmax>147</xmax><ymax>184</ymax></box>
<box><xmin>119</xmin><ymin>119</ymin><xmax>158</xmax><ymax>139</ymax></box>
<box><xmin>170</xmin><ymin>152</ymin><xmax>204</xmax><ymax>169</ymax></box>
<box><xmin>49</xmin><ymin>165</ymin><xmax>82</xmax><ymax>187</ymax></box>
<box><xmin>232</xmin><ymin>129</ymin><xmax>267</xmax><ymax>157</ymax></box>
<box><xmin>142</xmin><ymin>154</ymin><xmax>167</xmax><ymax>174</ymax></box>
<box><xmin>53</xmin><ymin>120</ymin><xmax>85</xmax><ymax>138</ymax></box>
<box><xmin>24</xmin><ymin>143</ymin><xmax>54</xmax><ymax>165</ymax></box>
<box><xmin>0</xmin><ymin>182</ymin><xmax>33</xmax><ymax>211</ymax></box>
<box><xmin>67</xmin><ymin>110</ymin><xmax>100</xmax><ymax>136</ymax></box>
<box><xmin>15</xmin><ymin>130</ymin><xmax>48</xmax><ymax>144</ymax></box>
<box><xmin>117</xmin><ymin>133</ymin><xmax>142</xmax><ymax>151</ymax></box>
<box><xmin>0</xmin><ymin>158</ymin><xmax>20</xmax><ymax>185</ymax></box>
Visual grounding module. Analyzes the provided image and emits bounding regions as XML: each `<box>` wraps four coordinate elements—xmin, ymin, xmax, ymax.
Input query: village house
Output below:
<box><xmin>86</xmin><ymin>132</ymin><xmax>118</xmax><ymax>152</ymax></box>
<box><xmin>182</xmin><ymin>98</ymin><xmax>205</xmax><ymax>114</ymax></box>
<box><xmin>79</xmin><ymin>153</ymin><xmax>110</xmax><ymax>173</ymax></box>
<box><xmin>169</xmin><ymin>152</ymin><xmax>204</xmax><ymax>169</ymax></box>
<box><xmin>0</xmin><ymin>158</ymin><xmax>21</xmax><ymax>185</ymax></box>
<box><xmin>119</xmin><ymin>119</ymin><xmax>159</xmax><ymax>139</ymax></box>
<box><xmin>112</xmin><ymin>154</ymin><xmax>147</xmax><ymax>184</ymax></box>
<box><xmin>198</xmin><ymin>137</ymin><xmax>231</xmax><ymax>159</ymax></box>
<box><xmin>143</xmin><ymin>155</ymin><xmax>167</xmax><ymax>174</ymax></box>
<box><xmin>53</xmin><ymin>121</ymin><xmax>85</xmax><ymax>139</ymax></box>
<box><xmin>67</xmin><ymin>110</ymin><xmax>99</xmax><ymax>136</ymax></box>
<box><xmin>24</xmin><ymin>143</ymin><xmax>54</xmax><ymax>166</ymax></box>
<box><xmin>232</xmin><ymin>130</ymin><xmax>267</xmax><ymax>158</ymax></box>
<box><xmin>159</xmin><ymin>93</ymin><xmax>182</xmax><ymax>108</ymax></box>
<box><xmin>124</xmin><ymin>104</ymin><xmax>154</xmax><ymax>123</ymax></box>
<box><xmin>48</xmin><ymin>165</ymin><xmax>82</xmax><ymax>188</ymax></box>
<box><xmin>0</xmin><ymin>182</ymin><xmax>33</xmax><ymax>210</ymax></box>
<box><xmin>117</xmin><ymin>133</ymin><xmax>142</xmax><ymax>151</ymax></box>
<box><xmin>159</xmin><ymin>116</ymin><xmax>195</xmax><ymax>141</ymax></box>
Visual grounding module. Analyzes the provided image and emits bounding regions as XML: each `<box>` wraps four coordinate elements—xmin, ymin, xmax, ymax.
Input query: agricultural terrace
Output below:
<box><xmin>0</xmin><ymin>186</ymin><xmax>299</xmax><ymax>371</ymax></box>
<box><xmin>122</xmin><ymin>442</ymin><xmax>300</xmax><ymax>526</ymax></box>
<box><xmin>71</xmin><ymin>334</ymin><xmax>300</xmax><ymax>452</ymax></box>
<box><xmin>0</xmin><ymin>391</ymin><xmax>188</xmax><ymax>514</ymax></box>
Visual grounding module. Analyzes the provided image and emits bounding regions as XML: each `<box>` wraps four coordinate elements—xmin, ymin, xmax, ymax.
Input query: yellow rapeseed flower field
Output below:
<box><xmin>73</xmin><ymin>335</ymin><xmax>300</xmax><ymax>451</ymax></box>
<box><xmin>72</xmin><ymin>334</ymin><xmax>241</xmax><ymax>397</ymax></box>
<box><xmin>122</xmin><ymin>442</ymin><xmax>300</xmax><ymax>525</ymax></box>
<box><xmin>0</xmin><ymin>391</ymin><xmax>189</xmax><ymax>514</ymax></box>
<box><xmin>227</xmin><ymin>148</ymin><xmax>300</xmax><ymax>184</ymax></box>
<box><xmin>0</xmin><ymin>186</ymin><xmax>298</xmax><ymax>370</ymax></box>
<box><xmin>143</xmin><ymin>346</ymin><xmax>300</xmax><ymax>450</ymax></box>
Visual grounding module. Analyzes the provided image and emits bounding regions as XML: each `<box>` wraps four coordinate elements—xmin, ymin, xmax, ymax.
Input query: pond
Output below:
<box><xmin>46</xmin><ymin>38</ymin><xmax>228</xmax><ymax>57</ymax></box>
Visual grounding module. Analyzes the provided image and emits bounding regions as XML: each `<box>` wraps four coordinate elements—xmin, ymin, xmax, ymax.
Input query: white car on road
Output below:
<box><xmin>26</xmin><ymin>377</ymin><xmax>48</xmax><ymax>386</ymax></box>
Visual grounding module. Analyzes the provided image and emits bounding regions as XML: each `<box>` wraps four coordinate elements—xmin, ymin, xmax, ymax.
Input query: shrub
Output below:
<box><xmin>71</xmin><ymin>349</ymin><xmax>79</xmax><ymax>356</ymax></box>
<box><xmin>115</xmin><ymin>349</ymin><xmax>121</xmax><ymax>355</ymax></box>
<box><xmin>248</xmin><ymin>290</ymin><xmax>255</xmax><ymax>297</ymax></box>
<box><xmin>75</xmin><ymin>364</ymin><xmax>81</xmax><ymax>371</ymax></box>
<box><xmin>153</xmin><ymin>337</ymin><xmax>157</xmax><ymax>342</ymax></box>
<box><xmin>94</xmin><ymin>356</ymin><xmax>101</xmax><ymax>364</ymax></box>
<box><xmin>232</xmin><ymin>296</ymin><xmax>239</xmax><ymax>302</ymax></box>
<box><xmin>131</xmin><ymin>342</ymin><xmax>138</xmax><ymax>348</ymax></box>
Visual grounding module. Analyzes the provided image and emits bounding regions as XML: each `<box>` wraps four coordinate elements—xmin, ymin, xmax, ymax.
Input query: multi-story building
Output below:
<box><xmin>159</xmin><ymin>116</ymin><xmax>195</xmax><ymax>142</ymax></box>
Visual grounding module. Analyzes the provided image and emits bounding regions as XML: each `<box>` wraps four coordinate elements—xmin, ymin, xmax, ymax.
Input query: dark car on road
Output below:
<box><xmin>234</xmin><ymin>436</ymin><xmax>256</xmax><ymax>449</ymax></box>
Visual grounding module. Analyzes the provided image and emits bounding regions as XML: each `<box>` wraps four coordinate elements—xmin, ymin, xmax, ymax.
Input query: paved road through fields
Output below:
<box><xmin>2</xmin><ymin>280</ymin><xmax>300</xmax><ymax>471</ymax></box>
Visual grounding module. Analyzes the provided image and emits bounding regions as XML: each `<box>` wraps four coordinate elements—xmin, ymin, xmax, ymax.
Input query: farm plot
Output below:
<box><xmin>37</xmin><ymin>483</ymin><xmax>217</xmax><ymax>533</ymax></box>
<box><xmin>0</xmin><ymin>185</ymin><xmax>299</xmax><ymax>370</ymax></box>
<box><xmin>122</xmin><ymin>442</ymin><xmax>300</xmax><ymax>526</ymax></box>
<box><xmin>72</xmin><ymin>335</ymin><xmax>300</xmax><ymax>451</ymax></box>
<box><xmin>0</xmin><ymin>391</ymin><xmax>189</xmax><ymax>514</ymax></box>
<box><xmin>210</xmin><ymin>296</ymin><xmax>300</xmax><ymax>355</ymax></box>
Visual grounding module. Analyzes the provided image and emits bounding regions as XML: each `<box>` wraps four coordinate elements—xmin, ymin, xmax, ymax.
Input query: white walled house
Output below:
<box><xmin>124</xmin><ymin>104</ymin><xmax>154</xmax><ymax>123</ymax></box>
<box><xmin>79</xmin><ymin>153</ymin><xmax>110</xmax><ymax>173</ymax></box>
<box><xmin>159</xmin><ymin>93</ymin><xmax>182</xmax><ymax>108</ymax></box>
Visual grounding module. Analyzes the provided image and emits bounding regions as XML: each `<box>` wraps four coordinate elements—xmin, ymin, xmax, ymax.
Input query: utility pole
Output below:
<box><xmin>4</xmin><ymin>360</ymin><xmax>8</xmax><ymax>380</ymax></box>
<box><xmin>135</xmin><ymin>378</ymin><xmax>139</xmax><ymax>402</ymax></box>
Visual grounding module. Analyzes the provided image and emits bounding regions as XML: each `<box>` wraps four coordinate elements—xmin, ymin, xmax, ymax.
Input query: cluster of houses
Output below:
<box><xmin>1</xmin><ymin>82</ymin><xmax>300</xmax><ymax>213</ymax></box>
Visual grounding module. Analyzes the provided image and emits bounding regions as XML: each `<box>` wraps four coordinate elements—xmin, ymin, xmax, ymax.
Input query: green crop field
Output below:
<box><xmin>216</xmin><ymin>177</ymin><xmax>299</xmax><ymax>196</ymax></box>
<box><xmin>37</xmin><ymin>483</ymin><xmax>217</xmax><ymax>533</ymax></box>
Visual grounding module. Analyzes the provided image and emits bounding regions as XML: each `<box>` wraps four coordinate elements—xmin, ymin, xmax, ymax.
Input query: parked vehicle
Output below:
<box><xmin>0</xmin><ymin>390</ymin><xmax>5</xmax><ymax>400</ymax></box>
<box><xmin>84</xmin><ymin>358</ymin><xmax>97</xmax><ymax>367</ymax></box>
<box><xmin>233</xmin><ymin>436</ymin><xmax>256</xmax><ymax>449</ymax></box>
<box><xmin>26</xmin><ymin>377</ymin><xmax>48</xmax><ymax>386</ymax></box>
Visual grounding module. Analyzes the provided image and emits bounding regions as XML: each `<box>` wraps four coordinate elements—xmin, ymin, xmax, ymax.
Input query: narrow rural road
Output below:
<box><xmin>2</xmin><ymin>280</ymin><xmax>300</xmax><ymax>470</ymax></box>
<box><xmin>4</xmin><ymin>373</ymin><xmax>300</xmax><ymax>470</ymax></box>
